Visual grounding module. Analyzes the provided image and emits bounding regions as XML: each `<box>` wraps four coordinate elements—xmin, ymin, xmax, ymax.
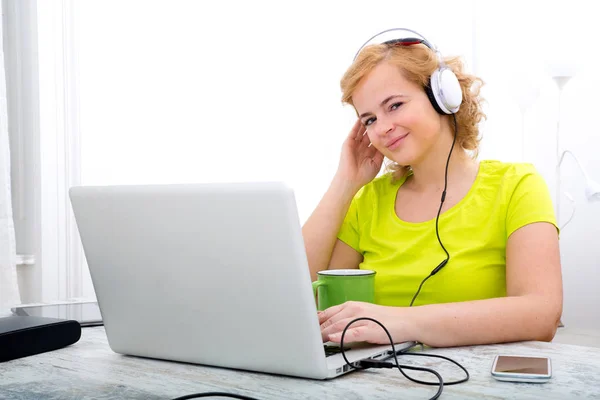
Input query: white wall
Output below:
<box><xmin>75</xmin><ymin>0</ymin><xmax>475</xmax><ymax>225</ymax></box>
<box><xmin>474</xmin><ymin>1</ymin><xmax>600</xmax><ymax>331</ymax></box>
<box><xmin>73</xmin><ymin>1</ymin><xmax>475</xmax><ymax>297</ymax></box>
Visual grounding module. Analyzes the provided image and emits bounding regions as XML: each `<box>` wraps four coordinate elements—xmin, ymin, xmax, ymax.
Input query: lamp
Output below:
<box><xmin>553</xmin><ymin>75</ymin><xmax>600</xmax><ymax>231</ymax></box>
<box><xmin>510</xmin><ymin>71</ymin><xmax>541</xmax><ymax>161</ymax></box>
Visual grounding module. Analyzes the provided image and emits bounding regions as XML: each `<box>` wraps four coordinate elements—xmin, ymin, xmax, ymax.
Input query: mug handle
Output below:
<box><xmin>313</xmin><ymin>281</ymin><xmax>325</xmax><ymax>297</ymax></box>
<box><xmin>313</xmin><ymin>281</ymin><xmax>327</xmax><ymax>309</ymax></box>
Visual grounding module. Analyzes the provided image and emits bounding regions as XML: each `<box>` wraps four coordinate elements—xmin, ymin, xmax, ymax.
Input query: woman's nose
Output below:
<box><xmin>375</xmin><ymin>117</ymin><xmax>393</xmax><ymax>137</ymax></box>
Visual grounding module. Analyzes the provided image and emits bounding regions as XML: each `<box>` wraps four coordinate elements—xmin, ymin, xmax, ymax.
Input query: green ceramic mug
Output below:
<box><xmin>311</xmin><ymin>269</ymin><xmax>376</xmax><ymax>311</ymax></box>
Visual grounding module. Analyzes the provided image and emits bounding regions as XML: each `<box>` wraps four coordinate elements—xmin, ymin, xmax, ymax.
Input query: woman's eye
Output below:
<box><xmin>390</xmin><ymin>102</ymin><xmax>403</xmax><ymax>111</ymax></box>
<box><xmin>364</xmin><ymin>117</ymin><xmax>376</xmax><ymax>126</ymax></box>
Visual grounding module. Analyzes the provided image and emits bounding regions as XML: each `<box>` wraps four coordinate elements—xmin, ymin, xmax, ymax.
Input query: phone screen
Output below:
<box><xmin>494</xmin><ymin>356</ymin><xmax>549</xmax><ymax>375</ymax></box>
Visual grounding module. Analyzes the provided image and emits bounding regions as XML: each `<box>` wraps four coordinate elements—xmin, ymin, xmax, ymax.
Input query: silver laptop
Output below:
<box><xmin>69</xmin><ymin>182</ymin><xmax>415</xmax><ymax>379</ymax></box>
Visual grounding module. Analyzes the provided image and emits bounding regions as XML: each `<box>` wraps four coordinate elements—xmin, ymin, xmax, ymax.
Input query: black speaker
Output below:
<box><xmin>0</xmin><ymin>316</ymin><xmax>82</xmax><ymax>362</ymax></box>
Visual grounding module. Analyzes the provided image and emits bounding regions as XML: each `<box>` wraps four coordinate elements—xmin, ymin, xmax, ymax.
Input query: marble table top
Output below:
<box><xmin>1</xmin><ymin>326</ymin><xmax>599</xmax><ymax>399</ymax></box>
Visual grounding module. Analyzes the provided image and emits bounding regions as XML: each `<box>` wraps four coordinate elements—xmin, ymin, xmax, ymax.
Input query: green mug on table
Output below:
<box><xmin>311</xmin><ymin>269</ymin><xmax>376</xmax><ymax>311</ymax></box>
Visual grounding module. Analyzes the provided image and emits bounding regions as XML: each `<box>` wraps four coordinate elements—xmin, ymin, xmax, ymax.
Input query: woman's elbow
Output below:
<box><xmin>536</xmin><ymin>322</ymin><xmax>558</xmax><ymax>342</ymax></box>
<box><xmin>534</xmin><ymin>302</ymin><xmax>563</xmax><ymax>342</ymax></box>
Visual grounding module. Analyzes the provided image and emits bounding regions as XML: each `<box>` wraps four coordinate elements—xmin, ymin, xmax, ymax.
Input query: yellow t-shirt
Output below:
<box><xmin>337</xmin><ymin>160</ymin><xmax>557</xmax><ymax>307</ymax></box>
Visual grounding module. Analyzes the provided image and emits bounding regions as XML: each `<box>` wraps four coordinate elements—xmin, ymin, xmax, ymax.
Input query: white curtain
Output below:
<box><xmin>0</xmin><ymin>3</ymin><xmax>21</xmax><ymax>312</ymax></box>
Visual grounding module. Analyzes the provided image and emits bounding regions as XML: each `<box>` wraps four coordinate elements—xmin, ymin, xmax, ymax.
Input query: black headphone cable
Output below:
<box><xmin>409</xmin><ymin>114</ymin><xmax>458</xmax><ymax>307</ymax></box>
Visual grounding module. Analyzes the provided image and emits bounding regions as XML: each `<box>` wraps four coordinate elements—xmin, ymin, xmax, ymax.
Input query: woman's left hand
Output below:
<box><xmin>318</xmin><ymin>301</ymin><xmax>411</xmax><ymax>344</ymax></box>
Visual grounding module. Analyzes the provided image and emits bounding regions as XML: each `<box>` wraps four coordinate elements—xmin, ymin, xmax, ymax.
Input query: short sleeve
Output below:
<box><xmin>337</xmin><ymin>194</ymin><xmax>361</xmax><ymax>252</ymax></box>
<box><xmin>506</xmin><ymin>164</ymin><xmax>558</xmax><ymax>239</ymax></box>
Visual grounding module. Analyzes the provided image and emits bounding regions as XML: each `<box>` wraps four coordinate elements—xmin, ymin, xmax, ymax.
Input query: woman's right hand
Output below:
<box><xmin>336</xmin><ymin>120</ymin><xmax>384</xmax><ymax>191</ymax></box>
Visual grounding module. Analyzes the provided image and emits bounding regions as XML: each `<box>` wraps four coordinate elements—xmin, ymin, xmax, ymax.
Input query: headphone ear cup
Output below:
<box><xmin>425</xmin><ymin>78</ymin><xmax>446</xmax><ymax>115</ymax></box>
<box><xmin>430</xmin><ymin>68</ymin><xmax>463</xmax><ymax>114</ymax></box>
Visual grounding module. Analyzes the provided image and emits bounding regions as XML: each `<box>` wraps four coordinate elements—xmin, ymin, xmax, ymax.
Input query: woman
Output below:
<box><xmin>302</xmin><ymin>32</ymin><xmax>562</xmax><ymax>347</ymax></box>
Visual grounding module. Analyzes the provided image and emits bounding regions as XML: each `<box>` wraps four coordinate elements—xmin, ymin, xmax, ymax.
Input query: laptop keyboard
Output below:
<box><xmin>324</xmin><ymin>345</ymin><xmax>351</xmax><ymax>357</ymax></box>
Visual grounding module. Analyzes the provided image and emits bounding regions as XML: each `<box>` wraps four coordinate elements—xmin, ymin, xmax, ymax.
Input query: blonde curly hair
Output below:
<box><xmin>340</xmin><ymin>43</ymin><xmax>486</xmax><ymax>180</ymax></box>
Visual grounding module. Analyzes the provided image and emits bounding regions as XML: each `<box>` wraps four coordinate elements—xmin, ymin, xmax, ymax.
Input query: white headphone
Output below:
<box><xmin>354</xmin><ymin>28</ymin><xmax>463</xmax><ymax>115</ymax></box>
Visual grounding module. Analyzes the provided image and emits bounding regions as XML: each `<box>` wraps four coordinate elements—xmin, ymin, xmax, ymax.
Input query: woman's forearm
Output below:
<box><xmin>302</xmin><ymin>175</ymin><xmax>359</xmax><ymax>281</ymax></box>
<box><xmin>400</xmin><ymin>295</ymin><xmax>562</xmax><ymax>347</ymax></box>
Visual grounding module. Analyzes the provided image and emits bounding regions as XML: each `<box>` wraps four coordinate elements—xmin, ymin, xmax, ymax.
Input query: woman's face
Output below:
<box><xmin>352</xmin><ymin>61</ymin><xmax>443</xmax><ymax>166</ymax></box>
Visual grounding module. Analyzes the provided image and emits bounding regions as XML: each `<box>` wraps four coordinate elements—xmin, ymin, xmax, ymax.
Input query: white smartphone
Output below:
<box><xmin>491</xmin><ymin>355</ymin><xmax>552</xmax><ymax>383</ymax></box>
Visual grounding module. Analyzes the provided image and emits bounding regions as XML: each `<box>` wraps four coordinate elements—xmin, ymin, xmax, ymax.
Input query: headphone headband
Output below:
<box><xmin>353</xmin><ymin>28</ymin><xmax>438</xmax><ymax>61</ymax></box>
